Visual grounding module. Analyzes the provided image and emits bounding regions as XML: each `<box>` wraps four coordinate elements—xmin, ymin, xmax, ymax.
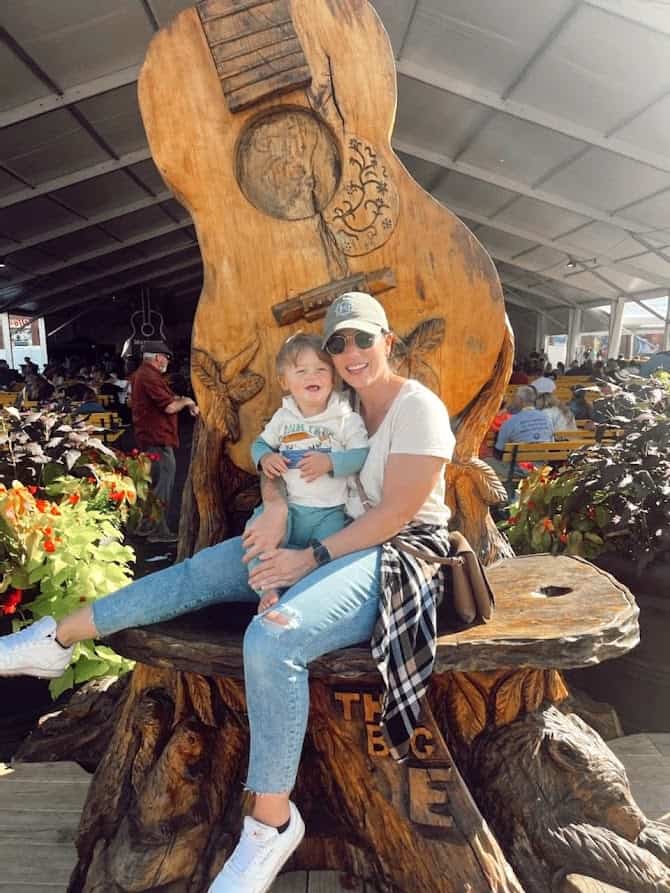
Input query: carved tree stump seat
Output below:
<box><xmin>68</xmin><ymin>555</ymin><xmax>651</xmax><ymax>893</ymax></box>
<box><xmin>104</xmin><ymin>555</ymin><xmax>638</xmax><ymax>681</ymax></box>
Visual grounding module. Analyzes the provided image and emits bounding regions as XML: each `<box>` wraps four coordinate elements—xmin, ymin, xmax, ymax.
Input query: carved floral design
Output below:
<box><xmin>392</xmin><ymin>317</ymin><xmax>445</xmax><ymax>392</ymax></box>
<box><xmin>192</xmin><ymin>337</ymin><xmax>265</xmax><ymax>442</ymax></box>
<box><xmin>325</xmin><ymin>135</ymin><xmax>399</xmax><ymax>256</ymax></box>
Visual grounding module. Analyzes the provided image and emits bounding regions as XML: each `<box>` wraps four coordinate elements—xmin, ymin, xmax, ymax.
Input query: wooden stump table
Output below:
<box><xmin>68</xmin><ymin>556</ymin><xmax>670</xmax><ymax>893</ymax></box>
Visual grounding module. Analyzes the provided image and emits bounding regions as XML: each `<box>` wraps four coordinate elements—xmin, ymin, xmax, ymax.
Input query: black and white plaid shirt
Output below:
<box><xmin>371</xmin><ymin>523</ymin><xmax>452</xmax><ymax>762</ymax></box>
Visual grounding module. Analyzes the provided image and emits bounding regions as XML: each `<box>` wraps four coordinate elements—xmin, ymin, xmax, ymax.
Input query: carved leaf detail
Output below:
<box><xmin>192</xmin><ymin>348</ymin><xmax>222</xmax><ymax>391</ymax></box>
<box><xmin>228</xmin><ymin>372</ymin><xmax>265</xmax><ymax>404</ymax></box>
<box><xmin>405</xmin><ymin>318</ymin><xmax>446</xmax><ymax>356</ymax></box>
<box><xmin>494</xmin><ymin>671</ymin><xmax>525</xmax><ymax>727</ymax></box>
<box><xmin>220</xmin><ymin>336</ymin><xmax>261</xmax><ymax>383</ymax></box>
<box><xmin>446</xmin><ymin>674</ymin><xmax>487</xmax><ymax>744</ymax></box>
<box><xmin>186</xmin><ymin>676</ymin><xmax>215</xmax><ymax>727</ymax></box>
<box><xmin>411</xmin><ymin>359</ymin><xmax>440</xmax><ymax>393</ymax></box>
<box><xmin>545</xmin><ymin>670</ymin><xmax>569</xmax><ymax>705</ymax></box>
<box><xmin>468</xmin><ymin>458</ymin><xmax>509</xmax><ymax>506</ymax></box>
<box><xmin>208</xmin><ymin>395</ymin><xmax>236</xmax><ymax>440</ymax></box>
<box><xmin>192</xmin><ymin>343</ymin><xmax>265</xmax><ymax>443</ymax></box>
<box><xmin>522</xmin><ymin>670</ymin><xmax>547</xmax><ymax>715</ymax></box>
<box><xmin>392</xmin><ymin>318</ymin><xmax>445</xmax><ymax>394</ymax></box>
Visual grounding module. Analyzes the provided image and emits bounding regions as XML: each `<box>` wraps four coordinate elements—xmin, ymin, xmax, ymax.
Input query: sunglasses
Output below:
<box><xmin>325</xmin><ymin>330</ymin><xmax>383</xmax><ymax>355</ymax></box>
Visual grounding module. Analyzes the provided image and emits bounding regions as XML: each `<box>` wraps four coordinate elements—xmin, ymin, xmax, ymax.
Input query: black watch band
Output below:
<box><xmin>310</xmin><ymin>539</ymin><xmax>332</xmax><ymax>566</ymax></box>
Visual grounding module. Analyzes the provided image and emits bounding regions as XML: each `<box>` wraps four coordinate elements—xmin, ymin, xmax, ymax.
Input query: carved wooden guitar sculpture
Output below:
<box><xmin>64</xmin><ymin>9</ymin><xmax>669</xmax><ymax>893</ymax></box>
<box><xmin>138</xmin><ymin>0</ymin><xmax>513</xmax><ymax>559</ymax></box>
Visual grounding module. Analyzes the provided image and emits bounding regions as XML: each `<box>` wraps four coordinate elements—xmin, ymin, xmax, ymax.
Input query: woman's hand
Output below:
<box><xmin>242</xmin><ymin>505</ymin><xmax>288</xmax><ymax>562</ymax></box>
<box><xmin>248</xmin><ymin>548</ymin><xmax>315</xmax><ymax>591</ymax></box>
<box><xmin>297</xmin><ymin>451</ymin><xmax>332</xmax><ymax>482</ymax></box>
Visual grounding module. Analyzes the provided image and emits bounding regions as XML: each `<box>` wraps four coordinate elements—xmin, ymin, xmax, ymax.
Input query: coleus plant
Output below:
<box><xmin>500</xmin><ymin>373</ymin><xmax>670</xmax><ymax>570</ymax></box>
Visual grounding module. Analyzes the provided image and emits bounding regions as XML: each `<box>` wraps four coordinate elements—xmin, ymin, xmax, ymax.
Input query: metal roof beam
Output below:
<box><xmin>9</xmin><ymin>220</ymin><xmax>194</xmax><ymax>292</ymax></box>
<box><xmin>2</xmin><ymin>190</ymin><xmax>174</xmax><ymax>254</ymax></box>
<box><xmin>393</xmin><ymin>136</ymin><xmax>648</xmax><ymax>233</ymax></box>
<box><xmin>0</xmin><ymin>65</ymin><xmax>142</xmax><ymax>129</ymax></box>
<box><xmin>397</xmin><ymin>59</ymin><xmax>670</xmax><ymax>176</ymax></box>
<box><xmin>449</xmin><ymin>205</ymin><xmax>667</xmax><ymax>286</ymax></box>
<box><xmin>0</xmin><ymin>148</ymin><xmax>152</xmax><ymax>209</ymax></box>
<box><xmin>22</xmin><ymin>234</ymin><xmax>198</xmax><ymax>304</ymax></box>
<box><xmin>40</xmin><ymin>258</ymin><xmax>204</xmax><ymax>317</ymax></box>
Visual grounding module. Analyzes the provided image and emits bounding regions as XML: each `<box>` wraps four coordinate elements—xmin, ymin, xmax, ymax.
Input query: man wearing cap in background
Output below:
<box><xmin>132</xmin><ymin>341</ymin><xmax>199</xmax><ymax>543</ymax></box>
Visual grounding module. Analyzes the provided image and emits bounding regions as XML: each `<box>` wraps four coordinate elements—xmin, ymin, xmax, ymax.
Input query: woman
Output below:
<box><xmin>537</xmin><ymin>392</ymin><xmax>577</xmax><ymax>432</ymax></box>
<box><xmin>0</xmin><ymin>293</ymin><xmax>454</xmax><ymax>893</ymax></box>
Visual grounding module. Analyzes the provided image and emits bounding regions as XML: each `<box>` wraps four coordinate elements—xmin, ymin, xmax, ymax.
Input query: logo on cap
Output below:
<box><xmin>335</xmin><ymin>299</ymin><xmax>353</xmax><ymax>316</ymax></box>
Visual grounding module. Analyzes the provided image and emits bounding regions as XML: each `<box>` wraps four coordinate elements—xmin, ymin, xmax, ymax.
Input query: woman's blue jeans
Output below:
<box><xmin>92</xmin><ymin>537</ymin><xmax>381</xmax><ymax>794</ymax></box>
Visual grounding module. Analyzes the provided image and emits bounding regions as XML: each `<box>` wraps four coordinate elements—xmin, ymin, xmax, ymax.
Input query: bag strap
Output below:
<box><xmin>354</xmin><ymin>475</ymin><xmax>464</xmax><ymax>567</ymax></box>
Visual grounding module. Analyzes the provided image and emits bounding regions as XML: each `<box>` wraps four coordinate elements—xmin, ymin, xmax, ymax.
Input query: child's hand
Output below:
<box><xmin>260</xmin><ymin>452</ymin><xmax>289</xmax><ymax>478</ymax></box>
<box><xmin>298</xmin><ymin>451</ymin><xmax>333</xmax><ymax>482</ymax></box>
<box><xmin>257</xmin><ymin>590</ymin><xmax>280</xmax><ymax>613</ymax></box>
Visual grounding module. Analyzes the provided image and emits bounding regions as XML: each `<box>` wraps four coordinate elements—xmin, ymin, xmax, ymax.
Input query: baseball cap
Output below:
<box><xmin>142</xmin><ymin>340</ymin><xmax>173</xmax><ymax>358</ymax></box>
<box><xmin>322</xmin><ymin>292</ymin><xmax>389</xmax><ymax>347</ymax></box>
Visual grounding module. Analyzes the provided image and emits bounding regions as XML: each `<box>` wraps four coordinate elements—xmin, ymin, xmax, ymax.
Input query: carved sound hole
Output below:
<box><xmin>236</xmin><ymin>108</ymin><xmax>341</xmax><ymax>221</ymax></box>
<box><xmin>534</xmin><ymin>586</ymin><xmax>573</xmax><ymax>598</ymax></box>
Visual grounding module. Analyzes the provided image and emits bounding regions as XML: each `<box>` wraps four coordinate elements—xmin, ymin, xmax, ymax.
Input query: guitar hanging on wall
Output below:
<box><xmin>138</xmin><ymin>0</ymin><xmax>512</xmax><ymax>553</ymax></box>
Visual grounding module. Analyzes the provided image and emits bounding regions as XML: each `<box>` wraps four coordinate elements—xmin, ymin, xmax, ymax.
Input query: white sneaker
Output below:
<box><xmin>208</xmin><ymin>801</ymin><xmax>305</xmax><ymax>892</ymax></box>
<box><xmin>0</xmin><ymin>616</ymin><xmax>73</xmax><ymax>678</ymax></box>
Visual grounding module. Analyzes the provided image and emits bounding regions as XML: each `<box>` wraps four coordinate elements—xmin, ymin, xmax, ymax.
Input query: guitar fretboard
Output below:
<box><xmin>197</xmin><ymin>0</ymin><xmax>312</xmax><ymax>113</ymax></box>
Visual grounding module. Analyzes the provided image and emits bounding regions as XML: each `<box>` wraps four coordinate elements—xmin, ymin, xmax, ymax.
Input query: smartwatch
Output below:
<box><xmin>310</xmin><ymin>538</ymin><xmax>332</xmax><ymax>567</ymax></box>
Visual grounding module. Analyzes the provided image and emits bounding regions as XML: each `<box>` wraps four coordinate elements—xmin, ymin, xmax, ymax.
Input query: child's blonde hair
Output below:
<box><xmin>275</xmin><ymin>333</ymin><xmax>333</xmax><ymax>376</ymax></box>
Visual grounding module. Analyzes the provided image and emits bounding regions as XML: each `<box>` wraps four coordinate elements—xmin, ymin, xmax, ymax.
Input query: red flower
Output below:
<box><xmin>43</xmin><ymin>539</ymin><xmax>56</xmax><ymax>553</ymax></box>
<box><xmin>27</xmin><ymin>486</ymin><xmax>38</xmax><ymax>495</ymax></box>
<box><xmin>1</xmin><ymin>589</ymin><xmax>23</xmax><ymax>615</ymax></box>
<box><xmin>35</xmin><ymin>499</ymin><xmax>48</xmax><ymax>513</ymax></box>
<box><xmin>147</xmin><ymin>452</ymin><xmax>160</xmax><ymax>462</ymax></box>
<box><xmin>50</xmin><ymin>505</ymin><xmax>60</xmax><ymax>516</ymax></box>
<box><xmin>508</xmin><ymin>515</ymin><xmax>518</xmax><ymax>526</ymax></box>
<box><xmin>130</xmin><ymin>449</ymin><xmax>139</xmax><ymax>458</ymax></box>
<box><xmin>68</xmin><ymin>492</ymin><xmax>80</xmax><ymax>505</ymax></box>
<box><xmin>542</xmin><ymin>518</ymin><xmax>554</xmax><ymax>531</ymax></box>
<box><xmin>110</xmin><ymin>490</ymin><xmax>125</xmax><ymax>503</ymax></box>
<box><xmin>43</xmin><ymin>526</ymin><xmax>52</xmax><ymax>536</ymax></box>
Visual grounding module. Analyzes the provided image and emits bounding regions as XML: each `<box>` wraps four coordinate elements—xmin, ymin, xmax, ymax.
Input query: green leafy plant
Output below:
<box><xmin>500</xmin><ymin>373</ymin><xmax>670</xmax><ymax>568</ymax></box>
<box><xmin>0</xmin><ymin>406</ymin><xmax>163</xmax><ymax>698</ymax></box>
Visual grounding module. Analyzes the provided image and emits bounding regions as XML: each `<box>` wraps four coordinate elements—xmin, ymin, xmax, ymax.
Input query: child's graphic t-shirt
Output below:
<box><xmin>257</xmin><ymin>392</ymin><xmax>368</xmax><ymax>507</ymax></box>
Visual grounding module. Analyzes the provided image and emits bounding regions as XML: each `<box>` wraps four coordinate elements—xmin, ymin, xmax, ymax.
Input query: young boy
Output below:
<box><xmin>245</xmin><ymin>333</ymin><xmax>368</xmax><ymax>611</ymax></box>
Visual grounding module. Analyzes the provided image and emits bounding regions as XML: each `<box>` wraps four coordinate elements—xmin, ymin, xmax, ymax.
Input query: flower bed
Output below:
<box><xmin>0</xmin><ymin>405</ymin><xmax>160</xmax><ymax>697</ymax></box>
<box><xmin>499</xmin><ymin>373</ymin><xmax>670</xmax><ymax>567</ymax></box>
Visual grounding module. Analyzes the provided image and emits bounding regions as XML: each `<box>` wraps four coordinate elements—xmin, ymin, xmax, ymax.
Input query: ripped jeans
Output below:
<box><xmin>92</xmin><ymin>536</ymin><xmax>381</xmax><ymax>794</ymax></box>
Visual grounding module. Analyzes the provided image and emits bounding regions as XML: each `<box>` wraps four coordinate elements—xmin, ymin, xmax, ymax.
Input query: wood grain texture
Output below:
<box><xmin>105</xmin><ymin>555</ymin><xmax>639</xmax><ymax>681</ymax></box>
<box><xmin>469</xmin><ymin>706</ymin><xmax>670</xmax><ymax>892</ymax></box>
<box><xmin>68</xmin><ymin>665</ymin><xmax>522</xmax><ymax>893</ymax></box>
<box><xmin>197</xmin><ymin>0</ymin><xmax>311</xmax><ymax>111</ymax></box>
<box><xmin>137</xmin><ymin>0</ymin><xmax>509</xmax><ymax>556</ymax></box>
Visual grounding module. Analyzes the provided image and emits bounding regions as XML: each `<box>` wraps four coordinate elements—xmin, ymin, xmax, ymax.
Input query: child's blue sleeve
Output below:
<box><xmin>251</xmin><ymin>436</ymin><xmax>275</xmax><ymax>469</ymax></box>
<box><xmin>330</xmin><ymin>447</ymin><xmax>369</xmax><ymax>477</ymax></box>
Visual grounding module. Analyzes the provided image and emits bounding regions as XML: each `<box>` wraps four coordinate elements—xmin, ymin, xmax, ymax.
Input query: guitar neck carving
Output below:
<box><xmin>197</xmin><ymin>0</ymin><xmax>312</xmax><ymax>112</ymax></box>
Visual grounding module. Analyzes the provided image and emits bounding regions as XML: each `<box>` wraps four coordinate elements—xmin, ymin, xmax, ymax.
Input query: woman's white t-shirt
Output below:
<box><xmin>345</xmin><ymin>379</ymin><xmax>455</xmax><ymax>526</ymax></box>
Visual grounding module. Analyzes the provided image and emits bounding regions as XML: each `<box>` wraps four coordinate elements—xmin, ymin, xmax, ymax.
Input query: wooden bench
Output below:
<box><xmin>68</xmin><ymin>555</ymin><xmax>642</xmax><ymax>893</ymax></box>
<box><xmin>81</xmin><ymin>411</ymin><xmax>128</xmax><ymax>445</ymax></box>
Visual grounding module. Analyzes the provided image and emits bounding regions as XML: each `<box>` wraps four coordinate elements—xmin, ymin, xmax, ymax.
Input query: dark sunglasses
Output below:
<box><xmin>325</xmin><ymin>330</ymin><xmax>383</xmax><ymax>355</ymax></box>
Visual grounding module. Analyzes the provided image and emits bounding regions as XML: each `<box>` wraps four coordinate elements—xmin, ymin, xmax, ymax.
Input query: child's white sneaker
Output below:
<box><xmin>0</xmin><ymin>616</ymin><xmax>73</xmax><ymax>678</ymax></box>
<box><xmin>208</xmin><ymin>801</ymin><xmax>305</xmax><ymax>892</ymax></box>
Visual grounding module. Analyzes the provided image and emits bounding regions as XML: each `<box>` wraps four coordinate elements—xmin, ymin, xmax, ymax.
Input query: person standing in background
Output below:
<box><xmin>131</xmin><ymin>341</ymin><xmax>199</xmax><ymax>543</ymax></box>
